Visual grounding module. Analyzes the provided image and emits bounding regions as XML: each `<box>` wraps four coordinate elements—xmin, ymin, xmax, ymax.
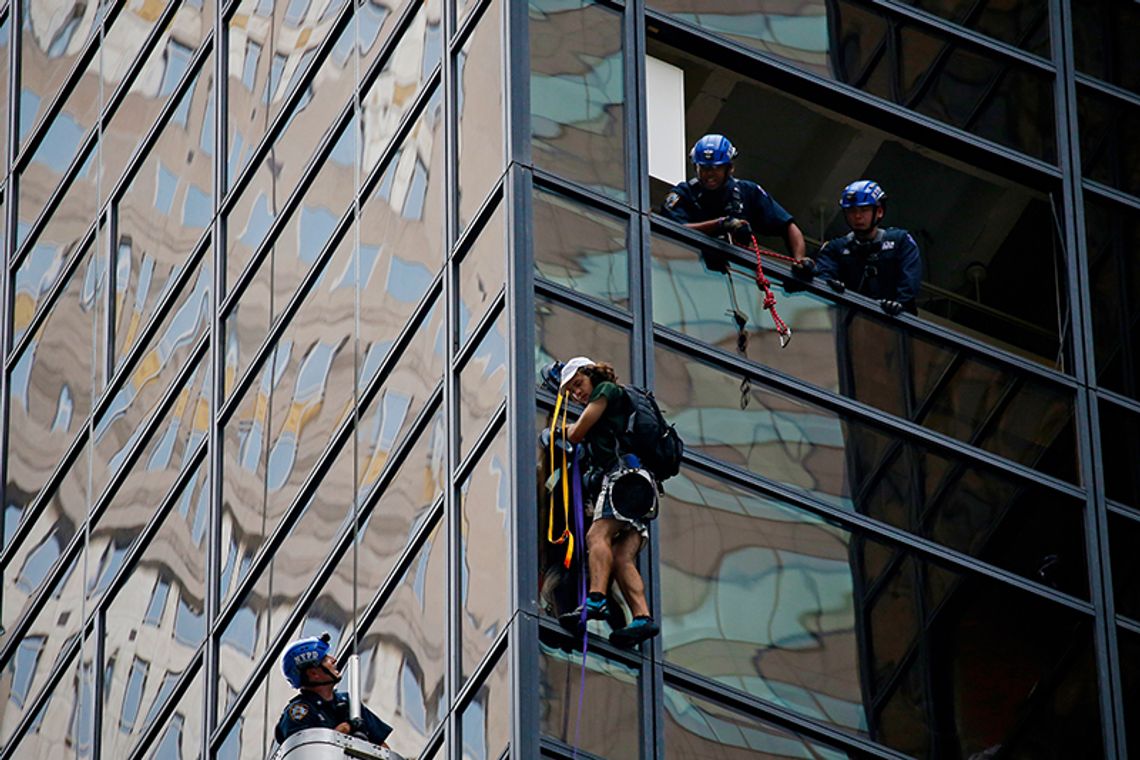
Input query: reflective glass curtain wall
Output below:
<box><xmin>2</xmin><ymin>0</ymin><xmax>1138</xmax><ymax>759</ymax></box>
<box><xmin>1</xmin><ymin>0</ymin><xmax>511</xmax><ymax>758</ymax></box>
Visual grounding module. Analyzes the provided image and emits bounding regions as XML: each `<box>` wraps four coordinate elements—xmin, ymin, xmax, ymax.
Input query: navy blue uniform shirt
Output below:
<box><xmin>275</xmin><ymin>689</ymin><xmax>393</xmax><ymax>746</ymax></box>
<box><xmin>661</xmin><ymin>177</ymin><xmax>794</xmax><ymax>236</ymax></box>
<box><xmin>815</xmin><ymin>228</ymin><xmax>922</xmax><ymax>312</ymax></box>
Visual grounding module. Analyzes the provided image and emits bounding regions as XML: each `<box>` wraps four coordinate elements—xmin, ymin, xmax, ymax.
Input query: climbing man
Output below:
<box><xmin>276</xmin><ymin>633</ymin><xmax>394</xmax><ymax>748</ymax></box>
<box><xmin>811</xmin><ymin>180</ymin><xmax>923</xmax><ymax>316</ymax></box>
<box><xmin>661</xmin><ymin>133</ymin><xmax>808</xmax><ymax>266</ymax></box>
<box><xmin>554</xmin><ymin>357</ymin><xmax>663</xmax><ymax>649</ymax></box>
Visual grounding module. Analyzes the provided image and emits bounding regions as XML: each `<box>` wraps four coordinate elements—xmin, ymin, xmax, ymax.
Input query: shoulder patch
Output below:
<box><xmin>289</xmin><ymin>702</ymin><xmax>310</xmax><ymax>721</ymax></box>
<box><xmin>664</xmin><ymin>192</ymin><xmax>680</xmax><ymax>209</ymax></box>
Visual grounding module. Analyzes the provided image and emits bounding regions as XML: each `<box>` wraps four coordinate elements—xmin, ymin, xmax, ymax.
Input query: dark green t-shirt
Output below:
<box><xmin>584</xmin><ymin>381</ymin><xmax>631</xmax><ymax>469</ymax></box>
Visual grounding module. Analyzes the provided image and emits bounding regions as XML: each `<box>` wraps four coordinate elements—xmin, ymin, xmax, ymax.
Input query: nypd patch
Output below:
<box><xmin>664</xmin><ymin>192</ymin><xmax>680</xmax><ymax>209</ymax></box>
<box><xmin>289</xmin><ymin>703</ymin><xmax>310</xmax><ymax>721</ymax></box>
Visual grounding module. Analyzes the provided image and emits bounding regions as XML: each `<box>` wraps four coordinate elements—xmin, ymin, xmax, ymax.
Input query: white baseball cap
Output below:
<box><xmin>558</xmin><ymin>356</ymin><xmax>596</xmax><ymax>392</ymax></box>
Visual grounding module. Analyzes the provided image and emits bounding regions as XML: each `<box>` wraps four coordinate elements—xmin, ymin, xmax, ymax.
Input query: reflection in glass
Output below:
<box><xmin>457</xmin><ymin>200</ymin><xmax>506</xmax><ymax>348</ymax></box>
<box><xmin>94</xmin><ymin>270</ymin><xmax>210</xmax><ymax>497</ymax></box>
<box><xmin>457</xmin><ymin>0</ymin><xmax>504</xmax><ymax>232</ymax></box>
<box><xmin>225</xmin><ymin>0</ymin><xmax>354</xmax><ymax>191</ymax></box>
<box><xmin>535</xmin><ymin>296</ymin><xmax>631</xmax><ymax>384</ymax></box>
<box><xmin>1072</xmin><ymin>0</ymin><xmax>1140</xmax><ymax>96</ymax></box>
<box><xmin>216</xmin><ymin>451</ymin><xmax>354</xmax><ymax>717</ymax></box>
<box><xmin>101</xmin><ymin>467</ymin><xmax>209</xmax><ymax>758</ymax></box>
<box><xmin>653</xmin><ymin>345</ymin><xmax>1089</xmax><ymax>597</ymax></box>
<box><xmin>530</xmin><ymin>0</ymin><xmax>626</xmax><ymax>199</ymax></box>
<box><xmin>1100</xmin><ymin>399</ymin><xmax>1140</xmax><ymax>509</ymax></box>
<box><xmin>358</xmin><ymin>523</ymin><xmax>448</xmax><ymax>759</ymax></box>
<box><xmin>659</xmin><ymin>465</ymin><xmax>1102</xmax><ymax>756</ymax></box>
<box><xmin>534</xmin><ymin>188</ymin><xmax>628</xmax><ymax>307</ymax></box>
<box><xmin>896</xmin><ymin>0</ymin><xmax>1048</xmax><ymax>56</ymax></box>
<box><xmin>458</xmin><ymin>314</ymin><xmax>507</xmax><ymax>464</ymax></box>
<box><xmin>460</xmin><ymin>431</ymin><xmax>510</xmax><ymax>681</ymax></box>
<box><xmin>112</xmin><ymin>65</ymin><xmax>214</xmax><ymax>368</ymax></box>
<box><xmin>357</xmin><ymin>86</ymin><xmax>445</xmax><ymax>369</ymax></box>
<box><xmin>647</xmin><ymin>0</ymin><xmax>1055</xmax><ymax>161</ymax></box>
<box><xmin>539</xmin><ymin>633</ymin><xmax>640</xmax><ymax>759</ymax></box>
<box><xmin>146</xmin><ymin>670</ymin><xmax>203</xmax><ymax>759</ymax></box>
<box><xmin>651</xmin><ymin>231</ymin><xmax>1079</xmax><ymax>484</ymax></box>
<box><xmin>4</xmin><ymin>650</ymin><xmax>96</xmax><ymax>758</ymax></box>
<box><xmin>6</xmin><ymin>244</ymin><xmax>98</xmax><ymax>547</ymax></box>
<box><xmin>664</xmin><ymin>684</ymin><xmax>848</xmax><ymax>758</ymax></box>
<box><xmin>461</xmin><ymin>651</ymin><xmax>510</xmax><ymax>760</ymax></box>
<box><xmin>1077</xmin><ymin>86</ymin><xmax>1140</xmax><ymax>199</ymax></box>
<box><xmin>1085</xmin><ymin>194</ymin><xmax>1140</xmax><ymax>402</ymax></box>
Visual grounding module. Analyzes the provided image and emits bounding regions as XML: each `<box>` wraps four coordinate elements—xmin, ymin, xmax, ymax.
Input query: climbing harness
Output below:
<box><xmin>547</xmin><ymin>392</ymin><xmax>575</xmax><ymax>569</ymax></box>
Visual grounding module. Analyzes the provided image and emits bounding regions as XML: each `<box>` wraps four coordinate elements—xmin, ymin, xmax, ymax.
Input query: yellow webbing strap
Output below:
<box><xmin>547</xmin><ymin>392</ymin><xmax>574</xmax><ymax>568</ymax></box>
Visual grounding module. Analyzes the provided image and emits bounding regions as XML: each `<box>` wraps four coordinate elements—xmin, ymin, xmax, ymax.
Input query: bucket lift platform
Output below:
<box><xmin>269</xmin><ymin>728</ymin><xmax>406</xmax><ymax>760</ymax></box>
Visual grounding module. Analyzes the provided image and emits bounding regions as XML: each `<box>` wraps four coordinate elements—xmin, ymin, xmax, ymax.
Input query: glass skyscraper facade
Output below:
<box><xmin>0</xmin><ymin>0</ymin><xmax>1137</xmax><ymax>758</ymax></box>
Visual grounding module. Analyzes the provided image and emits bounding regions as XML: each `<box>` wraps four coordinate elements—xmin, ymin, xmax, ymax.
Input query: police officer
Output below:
<box><xmin>275</xmin><ymin>633</ymin><xmax>394</xmax><ymax>747</ymax></box>
<box><xmin>813</xmin><ymin>180</ymin><xmax>922</xmax><ymax>316</ymax></box>
<box><xmin>661</xmin><ymin>134</ymin><xmax>808</xmax><ymax>265</ymax></box>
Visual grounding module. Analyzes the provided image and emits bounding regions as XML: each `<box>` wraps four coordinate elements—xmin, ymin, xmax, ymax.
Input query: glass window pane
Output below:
<box><xmin>145</xmin><ymin>669</ymin><xmax>203</xmax><ymax>759</ymax></box>
<box><xmin>461</xmin><ymin>650</ymin><xmax>510</xmax><ymax>760</ymax></box>
<box><xmin>1072</xmin><ymin>0</ymin><xmax>1140</xmax><ymax>96</ymax></box>
<box><xmin>113</xmin><ymin>67</ymin><xmax>213</xmax><ymax>368</ymax></box>
<box><xmin>895</xmin><ymin>0</ymin><xmax>1048</xmax><ymax>56</ymax></box>
<box><xmin>534</xmin><ymin>188</ymin><xmax>628</xmax><ymax>308</ymax></box>
<box><xmin>225</xmin><ymin>0</ymin><xmax>353</xmax><ymax>191</ymax></box>
<box><xmin>646</xmin><ymin>2</ymin><xmax>1055</xmax><ymax>162</ymax></box>
<box><xmin>101</xmin><ymin>468</ymin><xmax>208</xmax><ymax>757</ymax></box>
<box><xmin>1085</xmin><ymin>193</ymin><xmax>1140</xmax><ymax>401</ymax></box>
<box><xmin>6</xmin><ymin>243</ymin><xmax>98</xmax><ymax>549</ymax></box>
<box><xmin>651</xmin><ymin>231</ymin><xmax>1080</xmax><ymax>484</ymax></box>
<box><xmin>94</xmin><ymin>268</ymin><xmax>210</xmax><ymax>497</ymax></box>
<box><xmin>0</xmin><ymin>14</ymin><xmax>9</xmax><ymax>157</ymax></box>
<box><xmin>658</xmin><ymin>465</ymin><xmax>1103</xmax><ymax>756</ymax></box>
<box><xmin>1108</xmin><ymin>510</ymin><xmax>1140</xmax><ymax>624</ymax></box>
<box><xmin>14</xmin><ymin>149</ymin><xmax>99</xmax><ymax>329</ymax></box>
<box><xmin>4</xmin><ymin>648</ymin><xmax>96</xmax><ymax>758</ymax></box>
<box><xmin>100</xmin><ymin>16</ymin><xmax>213</xmax><ymax>192</ymax></box>
<box><xmin>536</xmin><ymin>296</ymin><xmax>632</xmax><ymax>384</ymax></box>
<box><xmin>460</xmin><ymin>430</ymin><xmax>510</xmax><ymax>680</ymax></box>
<box><xmin>458</xmin><ymin>314</ymin><xmax>507</xmax><ymax>464</ymax></box>
<box><xmin>457</xmin><ymin>0</ymin><xmax>504</xmax><ymax>232</ymax></box>
<box><xmin>530</xmin><ymin>0</ymin><xmax>626</xmax><ymax>200</ymax></box>
<box><xmin>664</xmin><ymin>684</ymin><xmax>849</xmax><ymax>758</ymax></box>
<box><xmin>1119</xmin><ymin>626</ymin><xmax>1140</xmax><ymax>756</ymax></box>
<box><xmin>358</xmin><ymin>88</ymin><xmax>446</xmax><ymax>368</ymax></box>
<box><xmin>1101</xmin><ymin>399</ymin><xmax>1140</xmax><ymax>509</ymax></box>
<box><xmin>457</xmin><ymin>199</ymin><xmax>506</xmax><ymax>349</ymax></box>
<box><xmin>1078</xmin><ymin>87</ymin><xmax>1140</xmax><ymax>200</ymax></box>
<box><xmin>540</xmin><ymin>631</ymin><xmax>640</xmax><ymax>759</ymax></box>
<box><xmin>357</xmin><ymin>523</ymin><xmax>448</xmax><ymax>758</ymax></box>
<box><xmin>653</xmin><ymin>345</ymin><xmax>1089</xmax><ymax>598</ymax></box>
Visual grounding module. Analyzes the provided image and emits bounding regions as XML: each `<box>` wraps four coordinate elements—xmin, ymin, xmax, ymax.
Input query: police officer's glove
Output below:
<box><xmin>791</xmin><ymin>257</ymin><xmax>815</xmax><ymax>281</ymax></box>
<box><xmin>720</xmin><ymin>217</ymin><xmax>752</xmax><ymax>241</ymax></box>
<box><xmin>879</xmin><ymin>299</ymin><xmax>904</xmax><ymax>316</ymax></box>
<box><xmin>826</xmin><ymin>278</ymin><xmax>846</xmax><ymax>294</ymax></box>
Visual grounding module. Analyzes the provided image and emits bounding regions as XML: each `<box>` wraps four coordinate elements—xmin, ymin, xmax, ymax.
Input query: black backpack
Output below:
<box><xmin>619</xmin><ymin>385</ymin><xmax>684</xmax><ymax>482</ymax></box>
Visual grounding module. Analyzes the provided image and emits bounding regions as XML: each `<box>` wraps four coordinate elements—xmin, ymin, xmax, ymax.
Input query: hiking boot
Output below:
<box><xmin>609</xmin><ymin>616</ymin><xmax>660</xmax><ymax>649</ymax></box>
<box><xmin>558</xmin><ymin>595</ymin><xmax>609</xmax><ymax>632</ymax></box>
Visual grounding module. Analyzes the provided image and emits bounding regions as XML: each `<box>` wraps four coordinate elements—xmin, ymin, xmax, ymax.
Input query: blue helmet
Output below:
<box><xmin>839</xmin><ymin>180</ymin><xmax>886</xmax><ymax>209</ymax></box>
<box><xmin>282</xmin><ymin>633</ymin><xmax>332</xmax><ymax>688</ymax></box>
<box><xmin>689</xmin><ymin>134</ymin><xmax>737</xmax><ymax>167</ymax></box>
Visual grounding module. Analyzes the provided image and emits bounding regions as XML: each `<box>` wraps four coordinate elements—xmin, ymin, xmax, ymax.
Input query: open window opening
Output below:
<box><xmin>647</xmin><ymin>39</ymin><xmax>1070</xmax><ymax>369</ymax></box>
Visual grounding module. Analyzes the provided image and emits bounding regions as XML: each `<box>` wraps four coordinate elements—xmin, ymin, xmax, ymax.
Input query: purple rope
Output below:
<box><xmin>571</xmin><ymin>448</ymin><xmax>588</xmax><ymax>759</ymax></box>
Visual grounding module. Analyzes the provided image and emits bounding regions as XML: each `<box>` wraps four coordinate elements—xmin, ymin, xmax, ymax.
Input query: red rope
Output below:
<box><xmin>745</xmin><ymin>235</ymin><xmax>792</xmax><ymax>347</ymax></box>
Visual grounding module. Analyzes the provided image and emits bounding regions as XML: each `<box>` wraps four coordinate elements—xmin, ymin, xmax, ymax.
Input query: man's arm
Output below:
<box><xmin>895</xmin><ymin>233</ymin><xmax>923</xmax><ymax>305</ymax></box>
<box><xmin>814</xmin><ymin>242</ymin><xmax>839</xmax><ymax>280</ymax></box>
<box><xmin>566</xmin><ymin>396</ymin><xmax>608</xmax><ymax>444</ymax></box>
<box><xmin>361</xmin><ymin>706</ymin><xmax>394</xmax><ymax>745</ymax></box>
<box><xmin>784</xmin><ymin>222</ymin><xmax>807</xmax><ymax>262</ymax></box>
